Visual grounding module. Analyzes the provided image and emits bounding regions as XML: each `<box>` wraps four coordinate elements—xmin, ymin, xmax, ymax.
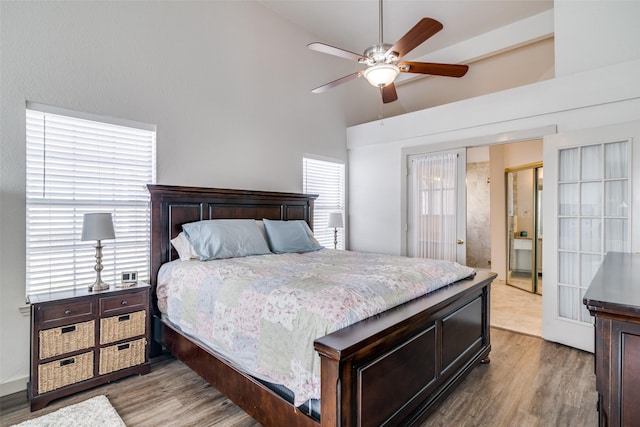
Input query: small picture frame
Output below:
<box><xmin>118</xmin><ymin>271</ymin><xmax>138</xmax><ymax>288</ymax></box>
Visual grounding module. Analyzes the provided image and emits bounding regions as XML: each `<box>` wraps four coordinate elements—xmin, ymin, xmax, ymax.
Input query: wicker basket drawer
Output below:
<box><xmin>39</xmin><ymin>320</ymin><xmax>95</xmax><ymax>360</ymax></box>
<box><xmin>38</xmin><ymin>351</ymin><xmax>94</xmax><ymax>394</ymax></box>
<box><xmin>99</xmin><ymin>338</ymin><xmax>146</xmax><ymax>375</ymax></box>
<box><xmin>100</xmin><ymin>310</ymin><xmax>146</xmax><ymax>344</ymax></box>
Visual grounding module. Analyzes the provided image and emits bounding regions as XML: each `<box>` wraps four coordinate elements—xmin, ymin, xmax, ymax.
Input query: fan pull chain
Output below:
<box><xmin>378</xmin><ymin>89</ymin><xmax>385</xmax><ymax>125</ymax></box>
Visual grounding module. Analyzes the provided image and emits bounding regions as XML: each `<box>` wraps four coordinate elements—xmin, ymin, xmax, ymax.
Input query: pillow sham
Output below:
<box><xmin>262</xmin><ymin>218</ymin><xmax>324</xmax><ymax>254</ymax></box>
<box><xmin>182</xmin><ymin>219</ymin><xmax>272</xmax><ymax>261</ymax></box>
<box><xmin>170</xmin><ymin>232</ymin><xmax>199</xmax><ymax>261</ymax></box>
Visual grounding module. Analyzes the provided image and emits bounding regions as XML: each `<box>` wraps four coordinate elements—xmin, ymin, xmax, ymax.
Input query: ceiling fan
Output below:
<box><xmin>308</xmin><ymin>0</ymin><xmax>469</xmax><ymax>103</ymax></box>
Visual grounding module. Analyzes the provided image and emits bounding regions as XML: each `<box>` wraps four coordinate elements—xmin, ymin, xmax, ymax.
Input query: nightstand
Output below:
<box><xmin>28</xmin><ymin>283</ymin><xmax>151</xmax><ymax>411</ymax></box>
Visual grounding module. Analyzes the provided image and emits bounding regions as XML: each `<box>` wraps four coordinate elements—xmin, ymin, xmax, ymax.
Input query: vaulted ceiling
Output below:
<box><xmin>260</xmin><ymin>0</ymin><xmax>555</xmax><ymax>126</ymax></box>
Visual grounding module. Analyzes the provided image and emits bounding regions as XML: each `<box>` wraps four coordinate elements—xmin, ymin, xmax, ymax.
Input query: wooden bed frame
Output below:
<box><xmin>148</xmin><ymin>184</ymin><xmax>496</xmax><ymax>427</ymax></box>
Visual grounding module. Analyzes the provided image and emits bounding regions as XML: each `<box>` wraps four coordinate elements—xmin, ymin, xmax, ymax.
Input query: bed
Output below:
<box><xmin>148</xmin><ymin>184</ymin><xmax>496</xmax><ymax>427</ymax></box>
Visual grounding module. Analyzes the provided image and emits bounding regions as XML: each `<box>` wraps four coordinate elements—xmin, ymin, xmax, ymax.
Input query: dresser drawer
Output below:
<box><xmin>37</xmin><ymin>300</ymin><xmax>94</xmax><ymax>327</ymax></box>
<box><xmin>38</xmin><ymin>351</ymin><xmax>94</xmax><ymax>394</ymax></box>
<box><xmin>100</xmin><ymin>310</ymin><xmax>146</xmax><ymax>344</ymax></box>
<box><xmin>39</xmin><ymin>320</ymin><xmax>95</xmax><ymax>360</ymax></box>
<box><xmin>100</xmin><ymin>292</ymin><xmax>147</xmax><ymax>316</ymax></box>
<box><xmin>99</xmin><ymin>338</ymin><xmax>146</xmax><ymax>375</ymax></box>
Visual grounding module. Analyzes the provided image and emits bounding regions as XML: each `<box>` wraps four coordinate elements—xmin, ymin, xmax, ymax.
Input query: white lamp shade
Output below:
<box><xmin>81</xmin><ymin>213</ymin><xmax>115</xmax><ymax>241</ymax></box>
<box><xmin>363</xmin><ymin>63</ymin><xmax>400</xmax><ymax>87</ymax></box>
<box><xmin>328</xmin><ymin>212</ymin><xmax>344</xmax><ymax>229</ymax></box>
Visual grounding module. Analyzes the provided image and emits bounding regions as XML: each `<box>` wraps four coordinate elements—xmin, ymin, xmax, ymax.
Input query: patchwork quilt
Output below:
<box><xmin>157</xmin><ymin>249</ymin><xmax>474</xmax><ymax>406</ymax></box>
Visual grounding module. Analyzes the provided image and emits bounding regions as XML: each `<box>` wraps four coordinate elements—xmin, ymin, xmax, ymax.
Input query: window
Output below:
<box><xmin>26</xmin><ymin>104</ymin><xmax>156</xmax><ymax>296</ymax></box>
<box><xmin>303</xmin><ymin>157</ymin><xmax>345</xmax><ymax>249</ymax></box>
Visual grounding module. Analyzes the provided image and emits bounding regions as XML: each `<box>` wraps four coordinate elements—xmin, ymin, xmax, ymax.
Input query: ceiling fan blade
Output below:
<box><xmin>311</xmin><ymin>72</ymin><xmax>362</xmax><ymax>94</ymax></box>
<box><xmin>386</xmin><ymin>18</ymin><xmax>443</xmax><ymax>59</ymax></box>
<box><xmin>381</xmin><ymin>83</ymin><xmax>398</xmax><ymax>103</ymax></box>
<box><xmin>399</xmin><ymin>61</ymin><xmax>469</xmax><ymax>78</ymax></box>
<box><xmin>307</xmin><ymin>42</ymin><xmax>366</xmax><ymax>62</ymax></box>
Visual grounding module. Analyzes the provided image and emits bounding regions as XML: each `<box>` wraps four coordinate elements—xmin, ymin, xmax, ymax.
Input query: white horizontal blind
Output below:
<box><xmin>303</xmin><ymin>157</ymin><xmax>345</xmax><ymax>249</ymax></box>
<box><xmin>26</xmin><ymin>107</ymin><xmax>156</xmax><ymax>296</ymax></box>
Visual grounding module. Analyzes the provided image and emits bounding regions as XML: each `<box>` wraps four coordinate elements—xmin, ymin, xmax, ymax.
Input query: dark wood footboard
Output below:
<box><xmin>315</xmin><ymin>270</ymin><xmax>493</xmax><ymax>427</ymax></box>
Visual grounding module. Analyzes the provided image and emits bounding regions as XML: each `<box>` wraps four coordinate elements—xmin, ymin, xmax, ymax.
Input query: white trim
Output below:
<box><xmin>26</xmin><ymin>101</ymin><xmax>156</xmax><ymax>132</ymax></box>
<box><xmin>347</xmin><ymin>59</ymin><xmax>640</xmax><ymax>149</ymax></box>
<box><xmin>0</xmin><ymin>377</ymin><xmax>28</xmax><ymax>397</ymax></box>
<box><xmin>302</xmin><ymin>153</ymin><xmax>345</xmax><ymax>165</ymax></box>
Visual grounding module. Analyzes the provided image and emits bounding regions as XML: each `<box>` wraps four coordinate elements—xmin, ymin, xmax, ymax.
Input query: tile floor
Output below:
<box><xmin>490</xmin><ymin>277</ymin><xmax>542</xmax><ymax>337</ymax></box>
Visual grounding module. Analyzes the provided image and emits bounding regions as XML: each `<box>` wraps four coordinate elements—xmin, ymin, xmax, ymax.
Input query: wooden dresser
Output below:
<box><xmin>28</xmin><ymin>283</ymin><xmax>151</xmax><ymax>411</ymax></box>
<box><xmin>583</xmin><ymin>252</ymin><xmax>640</xmax><ymax>427</ymax></box>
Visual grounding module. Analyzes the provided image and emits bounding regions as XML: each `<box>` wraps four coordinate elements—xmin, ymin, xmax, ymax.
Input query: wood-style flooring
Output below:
<box><xmin>491</xmin><ymin>279</ymin><xmax>542</xmax><ymax>337</ymax></box>
<box><xmin>0</xmin><ymin>328</ymin><xmax>597</xmax><ymax>427</ymax></box>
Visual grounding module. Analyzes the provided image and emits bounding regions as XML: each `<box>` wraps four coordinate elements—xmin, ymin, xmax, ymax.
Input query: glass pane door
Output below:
<box><xmin>407</xmin><ymin>149</ymin><xmax>466</xmax><ymax>263</ymax></box>
<box><xmin>557</xmin><ymin>141</ymin><xmax>630</xmax><ymax>325</ymax></box>
<box><xmin>543</xmin><ymin>120</ymin><xmax>640</xmax><ymax>352</ymax></box>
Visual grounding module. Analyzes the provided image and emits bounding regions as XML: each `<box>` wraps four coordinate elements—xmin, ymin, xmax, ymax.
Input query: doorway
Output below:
<box><xmin>506</xmin><ymin>163</ymin><xmax>543</xmax><ymax>295</ymax></box>
<box><xmin>466</xmin><ymin>141</ymin><xmax>543</xmax><ymax>337</ymax></box>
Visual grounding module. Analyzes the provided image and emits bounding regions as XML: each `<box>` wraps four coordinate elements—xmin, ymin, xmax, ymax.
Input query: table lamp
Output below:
<box><xmin>81</xmin><ymin>213</ymin><xmax>115</xmax><ymax>291</ymax></box>
<box><xmin>327</xmin><ymin>212</ymin><xmax>343</xmax><ymax>250</ymax></box>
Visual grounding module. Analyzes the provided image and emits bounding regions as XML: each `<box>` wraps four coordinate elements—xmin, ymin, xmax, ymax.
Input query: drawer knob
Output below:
<box><xmin>64</xmin><ymin>309</ymin><xmax>72</xmax><ymax>315</ymax></box>
<box><xmin>121</xmin><ymin>300</ymin><xmax>128</xmax><ymax>306</ymax></box>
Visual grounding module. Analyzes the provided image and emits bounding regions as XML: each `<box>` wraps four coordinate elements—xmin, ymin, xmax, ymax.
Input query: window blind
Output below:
<box><xmin>26</xmin><ymin>107</ymin><xmax>156</xmax><ymax>296</ymax></box>
<box><xmin>303</xmin><ymin>157</ymin><xmax>345</xmax><ymax>249</ymax></box>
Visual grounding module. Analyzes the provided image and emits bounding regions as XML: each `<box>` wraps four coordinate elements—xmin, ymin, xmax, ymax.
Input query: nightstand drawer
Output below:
<box><xmin>38</xmin><ymin>300</ymin><xmax>94</xmax><ymax>326</ymax></box>
<box><xmin>38</xmin><ymin>351</ymin><xmax>94</xmax><ymax>394</ymax></box>
<box><xmin>39</xmin><ymin>320</ymin><xmax>95</xmax><ymax>360</ymax></box>
<box><xmin>99</xmin><ymin>338</ymin><xmax>146</xmax><ymax>375</ymax></box>
<box><xmin>100</xmin><ymin>292</ymin><xmax>146</xmax><ymax>316</ymax></box>
<box><xmin>100</xmin><ymin>310</ymin><xmax>146</xmax><ymax>344</ymax></box>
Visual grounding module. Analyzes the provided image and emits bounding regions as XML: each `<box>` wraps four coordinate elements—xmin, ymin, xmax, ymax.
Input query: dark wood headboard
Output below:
<box><xmin>147</xmin><ymin>184</ymin><xmax>317</xmax><ymax>313</ymax></box>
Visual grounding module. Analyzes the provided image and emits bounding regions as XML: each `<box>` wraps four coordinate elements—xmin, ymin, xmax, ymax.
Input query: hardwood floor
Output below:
<box><xmin>0</xmin><ymin>328</ymin><xmax>597</xmax><ymax>427</ymax></box>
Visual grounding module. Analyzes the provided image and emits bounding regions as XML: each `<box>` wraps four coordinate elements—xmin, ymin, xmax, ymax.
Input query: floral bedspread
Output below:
<box><xmin>157</xmin><ymin>249</ymin><xmax>474</xmax><ymax>406</ymax></box>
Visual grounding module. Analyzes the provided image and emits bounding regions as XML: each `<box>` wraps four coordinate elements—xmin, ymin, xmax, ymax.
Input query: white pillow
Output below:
<box><xmin>170</xmin><ymin>232</ymin><xmax>199</xmax><ymax>261</ymax></box>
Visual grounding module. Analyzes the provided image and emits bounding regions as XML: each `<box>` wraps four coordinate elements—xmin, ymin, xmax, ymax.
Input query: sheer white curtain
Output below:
<box><xmin>557</xmin><ymin>140</ymin><xmax>630</xmax><ymax>322</ymax></box>
<box><xmin>409</xmin><ymin>152</ymin><xmax>457</xmax><ymax>261</ymax></box>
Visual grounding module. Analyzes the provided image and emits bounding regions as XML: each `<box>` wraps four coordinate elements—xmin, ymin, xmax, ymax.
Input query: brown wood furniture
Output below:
<box><xmin>584</xmin><ymin>252</ymin><xmax>640</xmax><ymax>427</ymax></box>
<box><xmin>28</xmin><ymin>283</ymin><xmax>151</xmax><ymax>411</ymax></box>
<box><xmin>148</xmin><ymin>184</ymin><xmax>496</xmax><ymax>427</ymax></box>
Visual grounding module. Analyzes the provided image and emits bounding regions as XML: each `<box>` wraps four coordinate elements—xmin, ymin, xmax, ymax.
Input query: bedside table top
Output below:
<box><xmin>28</xmin><ymin>282</ymin><xmax>150</xmax><ymax>305</ymax></box>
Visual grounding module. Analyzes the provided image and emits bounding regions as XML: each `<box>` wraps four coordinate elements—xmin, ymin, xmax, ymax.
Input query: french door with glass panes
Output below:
<box><xmin>542</xmin><ymin>121</ymin><xmax>640</xmax><ymax>352</ymax></box>
<box><xmin>407</xmin><ymin>148</ymin><xmax>467</xmax><ymax>264</ymax></box>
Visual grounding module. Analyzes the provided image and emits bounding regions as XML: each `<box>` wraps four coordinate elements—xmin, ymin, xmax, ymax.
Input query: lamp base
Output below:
<box><xmin>88</xmin><ymin>279</ymin><xmax>110</xmax><ymax>292</ymax></box>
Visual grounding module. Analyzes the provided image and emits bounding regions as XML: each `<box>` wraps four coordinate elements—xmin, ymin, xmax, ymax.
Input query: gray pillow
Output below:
<box><xmin>182</xmin><ymin>219</ymin><xmax>271</xmax><ymax>260</ymax></box>
<box><xmin>262</xmin><ymin>219</ymin><xmax>324</xmax><ymax>254</ymax></box>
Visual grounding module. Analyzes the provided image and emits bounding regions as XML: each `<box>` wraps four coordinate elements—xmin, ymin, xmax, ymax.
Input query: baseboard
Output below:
<box><xmin>1</xmin><ymin>377</ymin><xmax>28</xmax><ymax>397</ymax></box>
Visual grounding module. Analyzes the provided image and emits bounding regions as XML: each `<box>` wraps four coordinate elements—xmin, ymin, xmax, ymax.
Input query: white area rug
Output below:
<box><xmin>13</xmin><ymin>395</ymin><xmax>126</xmax><ymax>427</ymax></box>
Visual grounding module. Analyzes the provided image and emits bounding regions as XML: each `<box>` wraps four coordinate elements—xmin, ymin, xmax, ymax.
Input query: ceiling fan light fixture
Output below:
<box><xmin>363</xmin><ymin>63</ymin><xmax>399</xmax><ymax>88</ymax></box>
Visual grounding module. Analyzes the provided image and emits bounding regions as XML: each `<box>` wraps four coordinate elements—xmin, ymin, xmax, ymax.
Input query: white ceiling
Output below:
<box><xmin>260</xmin><ymin>0</ymin><xmax>553</xmax><ymax>61</ymax></box>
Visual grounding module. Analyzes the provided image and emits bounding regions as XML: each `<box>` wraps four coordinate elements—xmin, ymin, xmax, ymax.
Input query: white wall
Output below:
<box><xmin>0</xmin><ymin>1</ymin><xmax>348</xmax><ymax>395</ymax></box>
<box><xmin>347</xmin><ymin>1</ymin><xmax>640</xmax><ymax>255</ymax></box>
<box><xmin>554</xmin><ymin>0</ymin><xmax>640</xmax><ymax>76</ymax></box>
